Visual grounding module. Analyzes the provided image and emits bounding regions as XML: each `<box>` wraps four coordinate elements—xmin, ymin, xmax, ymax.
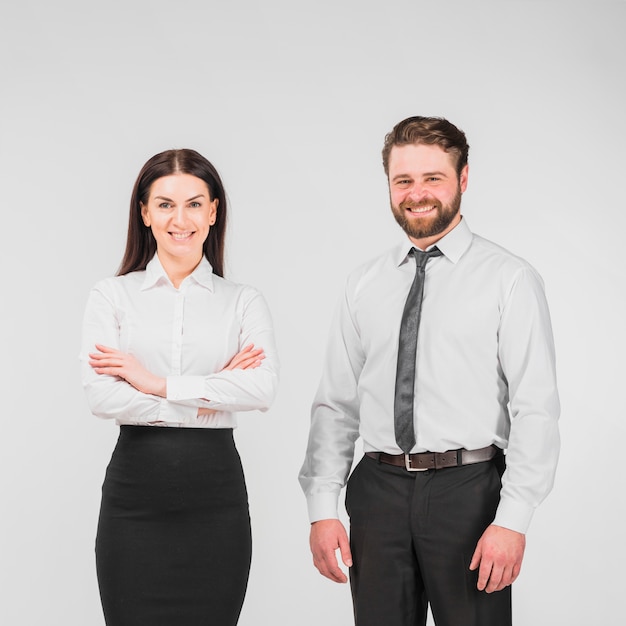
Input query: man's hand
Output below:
<box><xmin>309</xmin><ymin>519</ymin><xmax>353</xmax><ymax>583</ymax></box>
<box><xmin>469</xmin><ymin>524</ymin><xmax>526</xmax><ymax>593</ymax></box>
<box><xmin>89</xmin><ymin>344</ymin><xmax>166</xmax><ymax>397</ymax></box>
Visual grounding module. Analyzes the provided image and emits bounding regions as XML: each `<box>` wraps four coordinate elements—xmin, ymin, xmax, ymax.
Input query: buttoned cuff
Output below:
<box><xmin>492</xmin><ymin>497</ymin><xmax>534</xmax><ymax>534</ymax></box>
<box><xmin>166</xmin><ymin>375</ymin><xmax>206</xmax><ymax>401</ymax></box>
<box><xmin>306</xmin><ymin>492</ymin><xmax>341</xmax><ymax>523</ymax></box>
<box><xmin>157</xmin><ymin>398</ymin><xmax>198</xmax><ymax>425</ymax></box>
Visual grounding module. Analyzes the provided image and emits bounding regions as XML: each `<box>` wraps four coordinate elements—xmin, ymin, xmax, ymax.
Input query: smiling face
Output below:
<box><xmin>140</xmin><ymin>173</ymin><xmax>218</xmax><ymax>271</ymax></box>
<box><xmin>388</xmin><ymin>143</ymin><xmax>468</xmax><ymax>249</ymax></box>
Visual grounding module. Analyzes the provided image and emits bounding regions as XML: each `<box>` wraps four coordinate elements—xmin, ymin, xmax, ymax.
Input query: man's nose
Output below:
<box><xmin>407</xmin><ymin>184</ymin><xmax>428</xmax><ymax>202</ymax></box>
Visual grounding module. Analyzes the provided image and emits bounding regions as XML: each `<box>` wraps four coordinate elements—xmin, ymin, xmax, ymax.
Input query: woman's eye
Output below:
<box><xmin>158</xmin><ymin>202</ymin><xmax>171</xmax><ymax>209</ymax></box>
<box><xmin>189</xmin><ymin>202</ymin><xmax>201</xmax><ymax>208</ymax></box>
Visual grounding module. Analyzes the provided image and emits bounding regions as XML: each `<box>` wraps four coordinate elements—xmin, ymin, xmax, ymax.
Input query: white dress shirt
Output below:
<box><xmin>80</xmin><ymin>254</ymin><xmax>279</xmax><ymax>428</ymax></box>
<box><xmin>299</xmin><ymin>218</ymin><xmax>560</xmax><ymax>534</ymax></box>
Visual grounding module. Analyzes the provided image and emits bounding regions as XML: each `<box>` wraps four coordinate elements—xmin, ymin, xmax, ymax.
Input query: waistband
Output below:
<box><xmin>365</xmin><ymin>444</ymin><xmax>501</xmax><ymax>472</ymax></box>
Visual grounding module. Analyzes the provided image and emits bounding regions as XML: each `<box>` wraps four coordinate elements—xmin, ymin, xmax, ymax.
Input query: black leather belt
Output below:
<box><xmin>365</xmin><ymin>445</ymin><xmax>501</xmax><ymax>472</ymax></box>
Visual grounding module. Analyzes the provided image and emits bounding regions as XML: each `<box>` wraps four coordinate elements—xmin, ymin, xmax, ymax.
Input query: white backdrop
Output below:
<box><xmin>1</xmin><ymin>1</ymin><xmax>624</xmax><ymax>624</ymax></box>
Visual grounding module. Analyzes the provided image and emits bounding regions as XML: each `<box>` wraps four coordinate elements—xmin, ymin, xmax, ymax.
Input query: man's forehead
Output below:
<box><xmin>388</xmin><ymin>143</ymin><xmax>457</xmax><ymax>172</ymax></box>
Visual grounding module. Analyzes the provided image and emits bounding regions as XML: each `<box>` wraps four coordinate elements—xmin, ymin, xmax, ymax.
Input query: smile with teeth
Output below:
<box><xmin>407</xmin><ymin>205</ymin><xmax>437</xmax><ymax>214</ymax></box>
<box><xmin>170</xmin><ymin>231</ymin><xmax>194</xmax><ymax>240</ymax></box>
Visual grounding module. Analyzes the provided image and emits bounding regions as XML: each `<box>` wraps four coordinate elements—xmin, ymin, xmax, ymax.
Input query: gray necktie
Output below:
<box><xmin>394</xmin><ymin>247</ymin><xmax>443</xmax><ymax>453</ymax></box>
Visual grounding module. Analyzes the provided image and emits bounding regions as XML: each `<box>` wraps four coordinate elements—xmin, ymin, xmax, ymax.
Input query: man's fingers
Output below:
<box><xmin>470</xmin><ymin>525</ymin><xmax>526</xmax><ymax>593</ymax></box>
<box><xmin>310</xmin><ymin>519</ymin><xmax>350</xmax><ymax>584</ymax></box>
<box><xmin>484</xmin><ymin>563</ymin><xmax>503</xmax><ymax>593</ymax></box>
<box><xmin>314</xmin><ymin>552</ymin><xmax>348</xmax><ymax>583</ymax></box>
<box><xmin>338</xmin><ymin>531</ymin><xmax>353</xmax><ymax>568</ymax></box>
<box><xmin>511</xmin><ymin>562</ymin><xmax>521</xmax><ymax>583</ymax></box>
<box><xmin>495</xmin><ymin>563</ymin><xmax>518</xmax><ymax>591</ymax></box>
<box><xmin>469</xmin><ymin>542</ymin><xmax>482</xmax><ymax>572</ymax></box>
<box><xmin>311</xmin><ymin>541</ymin><xmax>347</xmax><ymax>582</ymax></box>
<box><xmin>476</xmin><ymin>559</ymin><xmax>492</xmax><ymax>591</ymax></box>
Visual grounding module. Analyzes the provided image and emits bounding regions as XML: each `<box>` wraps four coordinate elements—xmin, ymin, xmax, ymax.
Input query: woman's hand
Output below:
<box><xmin>196</xmin><ymin>345</ymin><xmax>265</xmax><ymax>419</ymax></box>
<box><xmin>222</xmin><ymin>343</ymin><xmax>265</xmax><ymax>371</ymax></box>
<box><xmin>89</xmin><ymin>344</ymin><xmax>166</xmax><ymax>397</ymax></box>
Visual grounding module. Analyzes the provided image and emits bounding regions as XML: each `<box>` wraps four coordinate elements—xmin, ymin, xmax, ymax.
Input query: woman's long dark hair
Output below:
<box><xmin>117</xmin><ymin>149</ymin><xmax>227</xmax><ymax>277</ymax></box>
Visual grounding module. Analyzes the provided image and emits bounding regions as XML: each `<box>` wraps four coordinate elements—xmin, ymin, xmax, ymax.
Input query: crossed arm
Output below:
<box><xmin>88</xmin><ymin>342</ymin><xmax>265</xmax><ymax>415</ymax></box>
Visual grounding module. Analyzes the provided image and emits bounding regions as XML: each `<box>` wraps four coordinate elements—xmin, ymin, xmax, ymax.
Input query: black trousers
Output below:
<box><xmin>96</xmin><ymin>426</ymin><xmax>252</xmax><ymax>626</ymax></box>
<box><xmin>345</xmin><ymin>454</ymin><xmax>511</xmax><ymax>626</ymax></box>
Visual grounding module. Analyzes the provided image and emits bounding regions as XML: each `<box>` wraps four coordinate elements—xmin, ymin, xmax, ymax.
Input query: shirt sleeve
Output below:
<box><xmin>298</xmin><ymin>282</ymin><xmax>363</xmax><ymax>522</ymax></box>
<box><xmin>165</xmin><ymin>288</ymin><xmax>279</xmax><ymax>413</ymax></box>
<box><xmin>493</xmin><ymin>266</ymin><xmax>561</xmax><ymax>534</ymax></box>
<box><xmin>80</xmin><ymin>284</ymin><xmax>197</xmax><ymax>425</ymax></box>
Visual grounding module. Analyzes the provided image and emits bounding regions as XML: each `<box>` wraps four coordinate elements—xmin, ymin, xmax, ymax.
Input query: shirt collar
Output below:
<box><xmin>141</xmin><ymin>254</ymin><xmax>215</xmax><ymax>291</ymax></box>
<box><xmin>394</xmin><ymin>216</ymin><xmax>473</xmax><ymax>266</ymax></box>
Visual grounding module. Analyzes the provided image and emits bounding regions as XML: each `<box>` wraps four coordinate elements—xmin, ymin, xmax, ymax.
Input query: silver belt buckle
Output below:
<box><xmin>405</xmin><ymin>454</ymin><xmax>429</xmax><ymax>472</ymax></box>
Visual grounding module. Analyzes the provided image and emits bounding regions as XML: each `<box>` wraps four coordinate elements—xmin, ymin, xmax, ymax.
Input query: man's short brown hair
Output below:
<box><xmin>382</xmin><ymin>116</ymin><xmax>470</xmax><ymax>176</ymax></box>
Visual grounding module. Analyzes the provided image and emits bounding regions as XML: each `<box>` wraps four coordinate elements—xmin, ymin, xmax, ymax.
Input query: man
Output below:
<box><xmin>299</xmin><ymin>116</ymin><xmax>560</xmax><ymax>626</ymax></box>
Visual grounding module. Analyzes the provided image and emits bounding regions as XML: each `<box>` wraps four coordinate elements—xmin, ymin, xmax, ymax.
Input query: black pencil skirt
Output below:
<box><xmin>96</xmin><ymin>426</ymin><xmax>252</xmax><ymax>626</ymax></box>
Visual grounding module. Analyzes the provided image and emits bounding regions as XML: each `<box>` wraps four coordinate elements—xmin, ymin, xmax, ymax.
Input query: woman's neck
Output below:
<box><xmin>157</xmin><ymin>251</ymin><xmax>202</xmax><ymax>289</ymax></box>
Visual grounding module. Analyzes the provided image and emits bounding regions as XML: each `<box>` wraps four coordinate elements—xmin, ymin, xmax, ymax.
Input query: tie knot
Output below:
<box><xmin>411</xmin><ymin>246</ymin><xmax>442</xmax><ymax>268</ymax></box>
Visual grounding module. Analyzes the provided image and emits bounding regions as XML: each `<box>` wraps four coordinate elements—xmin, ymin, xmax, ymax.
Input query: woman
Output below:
<box><xmin>80</xmin><ymin>149</ymin><xmax>279</xmax><ymax>625</ymax></box>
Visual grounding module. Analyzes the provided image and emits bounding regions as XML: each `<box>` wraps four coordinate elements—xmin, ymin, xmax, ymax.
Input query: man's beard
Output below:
<box><xmin>391</xmin><ymin>187</ymin><xmax>462</xmax><ymax>241</ymax></box>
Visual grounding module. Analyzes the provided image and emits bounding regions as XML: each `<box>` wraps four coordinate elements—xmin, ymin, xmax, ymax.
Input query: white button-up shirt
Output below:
<box><xmin>299</xmin><ymin>218</ymin><xmax>559</xmax><ymax>534</ymax></box>
<box><xmin>80</xmin><ymin>255</ymin><xmax>279</xmax><ymax>428</ymax></box>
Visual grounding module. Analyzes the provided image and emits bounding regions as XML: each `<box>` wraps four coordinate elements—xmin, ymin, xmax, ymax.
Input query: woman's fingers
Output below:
<box><xmin>223</xmin><ymin>344</ymin><xmax>265</xmax><ymax>370</ymax></box>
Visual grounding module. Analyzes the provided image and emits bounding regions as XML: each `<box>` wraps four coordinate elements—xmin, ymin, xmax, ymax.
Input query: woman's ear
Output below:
<box><xmin>140</xmin><ymin>202</ymin><xmax>151</xmax><ymax>227</ymax></box>
<box><xmin>209</xmin><ymin>198</ymin><xmax>218</xmax><ymax>225</ymax></box>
